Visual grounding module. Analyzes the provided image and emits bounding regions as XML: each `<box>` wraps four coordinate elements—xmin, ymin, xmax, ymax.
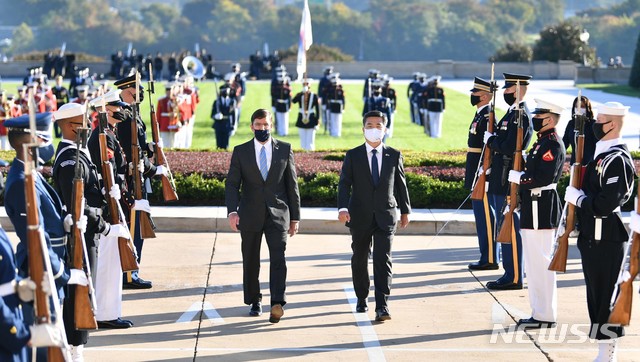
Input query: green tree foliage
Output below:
<box><xmin>10</xmin><ymin>23</ymin><xmax>34</xmax><ymax>54</ymax></box>
<box><xmin>630</xmin><ymin>31</ymin><xmax>640</xmax><ymax>88</ymax></box>
<box><xmin>533</xmin><ymin>21</ymin><xmax>590</xmax><ymax>62</ymax></box>
<box><xmin>490</xmin><ymin>42</ymin><xmax>533</xmax><ymax>62</ymax></box>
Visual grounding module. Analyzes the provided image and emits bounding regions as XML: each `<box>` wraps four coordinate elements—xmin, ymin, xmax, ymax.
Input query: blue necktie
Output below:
<box><xmin>371</xmin><ymin>149</ymin><xmax>379</xmax><ymax>187</ymax></box>
<box><xmin>259</xmin><ymin>146</ymin><xmax>268</xmax><ymax>181</ymax></box>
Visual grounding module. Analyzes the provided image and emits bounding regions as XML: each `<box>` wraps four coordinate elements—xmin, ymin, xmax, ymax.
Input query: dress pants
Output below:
<box><xmin>350</xmin><ymin>221</ymin><xmax>394</xmax><ymax>310</ymax></box>
<box><xmin>275</xmin><ymin>112</ymin><xmax>289</xmax><ymax>136</ymax></box>
<box><xmin>160</xmin><ymin>131</ymin><xmax>175</xmax><ymax>149</ymax></box>
<box><xmin>298</xmin><ymin>127</ymin><xmax>316</xmax><ymax>151</ymax></box>
<box><xmin>578</xmin><ymin>237</ymin><xmax>625</xmax><ymax>340</ymax></box>
<box><xmin>329</xmin><ymin>113</ymin><xmax>342</xmax><ymax>137</ymax></box>
<box><xmin>240</xmin><ymin>211</ymin><xmax>288</xmax><ymax>306</ymax></box>
<box><xmin>428</xmin><ymin>111</ymin><xmax>443</xmax><ymax>138</ymax></box>
<box><xmin>521</xmin><ymin>229</ymin><xmax>557</xmax><ymax>322</ymax></box>
<box><xmin>472</xmin><ymin>195</ymin><xmax>496</xmax><ymax>265</ymax></box>
<box><xmin>95</xmin><ymin>234</ymin><xmax>123</xmax><ymax>321</ymax></box>
<box><xmin>488</xmin><ymin>193</ymin><xmax>523</xmax><ymax>285</ymax></box>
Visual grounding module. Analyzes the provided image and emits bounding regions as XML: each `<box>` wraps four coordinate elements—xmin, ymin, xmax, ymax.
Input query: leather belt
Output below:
<box><xmin>0</xmin><ymin>280</ymin><xmax>15</xmax><ymax>297</ymax></box>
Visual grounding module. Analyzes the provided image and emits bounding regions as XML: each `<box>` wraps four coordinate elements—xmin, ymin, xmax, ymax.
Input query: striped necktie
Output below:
<box><xmin>259</xmin><ymin>146</ymin><xmax>268</xmax><ymax>181</ymax></box>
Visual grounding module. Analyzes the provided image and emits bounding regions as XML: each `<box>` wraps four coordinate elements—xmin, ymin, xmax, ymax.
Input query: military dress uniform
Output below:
<box><xmin>407</xmin><ymin>72</ymin><xmax>421</xmax><ymax>125</ymax></box>
<box><xmin>324</xmin><ymin>75</ymin><xmax>345</xmax><ymax>137</ymax></box>
<box><xmin>425</xmin><ymin>77</ymin><xmax>445</xmax><ymax>138</ymax></box>
<box><xmin>292</xmin><ymin>88</ymin><xmax>320</xmax><ymax>151</ymax></box>
<box><xmin>485</xmin><ymin>73</ymin><xmax>533</xmax><ymax>290</ymax></box>
<box><xmin>466</xmin><ymin>78</ymin><xmax>496</xmax><ymax>269</ymax></box>
<box><xmin>271</xmin><ymin>78</ymin><xmax>292</xmax><ymax>136</ymax></box>
<box><xmin>512</xmin><ymin>99</ymin><xmax>566</xmax><ymax>325</ymax></box>
<box><xmin>381</xmin><ymin>78</ymin><xmax>397</xmax><ymax>138</ymax></box>
<box><xmin>317</xmin><ymin>66</ymin><xmax>333</xmax><ymax>131</ymax></box>
<box><xmin>211</xmin><ymin>87</ymin><xmax>237</xmax><ymax>150</ymax></box>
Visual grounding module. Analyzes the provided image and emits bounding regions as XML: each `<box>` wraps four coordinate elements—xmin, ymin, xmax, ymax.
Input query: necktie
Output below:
<box><xmin>259</xmin><ymin>146</ymin><xmax>268</xmax><ymax>181</ymax></box>
<box><xmin>371</xmin><ymin>149</ymin><xmax>379</xmax><ymax>186</ymax></box>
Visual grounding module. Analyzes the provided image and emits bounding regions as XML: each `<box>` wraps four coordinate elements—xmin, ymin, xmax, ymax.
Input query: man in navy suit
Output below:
<box><xmin>338</xmin><ymin>110</ymin><xmax>411</xmax><ymax>322</ymax></box>
<box><xmin>225</xmin><ymin>108</ymin><xmax>301</xmax><ymax>323</ymax></box>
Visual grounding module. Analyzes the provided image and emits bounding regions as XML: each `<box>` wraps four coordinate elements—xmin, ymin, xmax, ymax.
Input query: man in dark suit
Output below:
<box><xmin>225</xmin><ymin>108</ymin><xmax>301</xmax><ymax>324</ymax></box>
<box><xmin>338</xmin><ymin>110</ymin><xmax>411</xmax><ymax>322</ymax></box>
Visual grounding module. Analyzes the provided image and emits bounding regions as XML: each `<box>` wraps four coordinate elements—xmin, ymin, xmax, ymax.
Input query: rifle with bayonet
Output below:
<box><xmin>97</xmin><ymin>101</ymin><xmax>139</xmax><ymax>272</ymax></box>
<box><xmin>549</xmin><ymin>91</ymin><xmax>586</xmax><ymax>272</ymax></box>
<box><xmin>25</xmin><ymin>89</ymin><xmax>72</xmax><ymax>361</ymax></box>
<box><xmin>130</xmin><ymin>72</ymin><xmax>156</xmax><ymax>239</ymax></box>
<box><xmin>471</xmin><ymin>64</ymin><xmax>496</xmax><ymax>201</ymax></box>
<box><xmin>148</xmin><ymin>63</ymin><xmax>178</xmax><ymax>202</ymax></box>
<box><xmin>496</xmin><ymin>81</ymin><xmax>523</xmax><ymax>244</ymax></box>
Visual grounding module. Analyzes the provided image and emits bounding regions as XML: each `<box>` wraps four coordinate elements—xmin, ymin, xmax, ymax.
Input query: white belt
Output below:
<box><xmin>299</xmin><ymin>110</ymin><xmax>315</xmax><ymax>114</ymax></box>
<box><xmin>328</xmin><ymin>100</ymin><xmax>342</xmax><ymax>103</ymax></box>
<box><xmin>0</xmin><ymin>280</ymin><xmax>15</xmax><ymax>297</ymax></box>
<box><xmin>594</xmin><ymin>207</ymin><xmax>620</xmax><ymax>242</ymax></box>
<box><xmin>531</xmin><ymin>183</ymin><xmax>557</xmax><ymax>230</ymax></box>
<box><xmin>276</xmin><ymin>99</ymin><xmax>289</xmax><ymax>103</ymax></box>
<box><xmin>50</xmin><ymin>236</ymin><xmax>67</xmax><ymax>248</ymax></box>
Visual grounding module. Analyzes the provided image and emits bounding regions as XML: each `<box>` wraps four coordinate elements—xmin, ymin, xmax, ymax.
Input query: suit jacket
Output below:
<box><xmin>338</xmin><ymin>144</ymin><xmax>411</xmax><ymax>231</ymax></box>
<box><xmin>225</xmin><ymin>138</ymin><xmax>301</xmax><ymax>232</ymax></box>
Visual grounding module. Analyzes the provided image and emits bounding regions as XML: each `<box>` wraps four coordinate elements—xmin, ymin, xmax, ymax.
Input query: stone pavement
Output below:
<box><xmin>20</xmin><ymin>229</ymin><xmax>632</xmax><ymax>362</ymax></box>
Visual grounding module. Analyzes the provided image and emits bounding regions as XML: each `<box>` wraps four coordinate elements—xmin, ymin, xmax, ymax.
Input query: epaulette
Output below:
<box><xmin>59</xmin><ymin>160</ymin><xmax>76</xmax><ymax>168</ymax></box>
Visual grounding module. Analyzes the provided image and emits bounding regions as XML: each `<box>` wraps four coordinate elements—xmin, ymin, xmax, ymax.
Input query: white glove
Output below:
<box><xmin>155</xmin><ymin>138</ymin><xmax>164</xmax><ymax>149</ymax></box>
<box><xmin>155</xmin><ymin>165</ymin><xmax>168</xmax><ymax>177</ymax></box>
<box><xmin>29</xmin><ymin>324</ymin><xmax>63</xmax><ymax>348</ymax></box>
<box><xmin>67</xmin><ymin>269</ymin><xmax>88</xmax><ymax>286</ymax></box>
<box><xmin>63</xmin><ymin>214</ymin><xmax>87</xmax><ymax>234</ymax></box>
<box><xmin>109</xmin><ymin>184</ymin><xmax>121</xmax><ymax>201</ymax></box>
<box><xmin>483</xmin><ymin>131</ymin><xmax>494</xmax><ymax>145</ymax></box>
<box><xmin>63</xmin><ymin>214</ymin><xmax>73</xmax><ymax>233</ymax></box>
<box><xmin>476</xmin><ymin>166</ymin><xmax>483</xmax><ymax>177</ymax></box>
<box><xmin>564</xmin><ymin>186</ymin><xmax>585</xmax><ymax>207</ymax></box>
<box><xmin>214</xmin><ymin>113</ymin><xmax>223</xmax><ymax>120</ymax></box>
<box><xmin>138</xmin><ymin>160</ymin><xmax>145</xmax><ymax>174</ymax></box>
<box><xmin>508</xmin><ymin>170</ymin><xmax>524</xmax><ymax>184</ymax></box>
<box><xmin>630</xmin><ymin>212</ymin><xmax>640</xmax><ymax>234</ymax></box>
<box><xmin>133</xmin><ymin>199</ymin><xmax>151</xmax><ymax>213</ymax></box>
<box><xmin>104</xmin><ymin>224</ymin><xmax>131</xmax><ymax>240</ymax></box>
<box><xmin>16</xmin><ymin>278</ymin><xmax>36</xmax><ymax>302</ymax></box>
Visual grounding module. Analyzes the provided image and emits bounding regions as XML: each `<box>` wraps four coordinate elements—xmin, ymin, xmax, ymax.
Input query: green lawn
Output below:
<box><xmin>4</xmin><ymin>80</ymin><xmax>482</xmax><ymax>152</ymax></box>
<box><xmin>579</xmin><ymin>83</ymin><xmax>640</xmax><ymax>98</ymax></box>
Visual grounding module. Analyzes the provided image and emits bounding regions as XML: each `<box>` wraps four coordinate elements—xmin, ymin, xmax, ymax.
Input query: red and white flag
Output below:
<box><xmin>296</xmin><ymin>0</ymin><xmax>313</xmax><ymax>81</ymax></box>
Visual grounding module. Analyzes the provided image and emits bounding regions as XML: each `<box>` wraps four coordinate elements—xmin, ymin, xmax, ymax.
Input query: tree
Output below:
<box><xmin>630</xmin><ymin>31</ymin><xmax>640</xmax><ymax>88</ymax></box>
<box><xmin>533</xmin><ymin>20</ymin><xmax>591</xmax><ymax>62</ymax></box>
<box><xmin>10</xmin><ymin>23</ymin><xmax>34</xmax><ymax>54</ymax></box>
<box><xmin>490</xmin><ymin>42</ymin><xmax>533</xmax><ymax>62</ymax></box>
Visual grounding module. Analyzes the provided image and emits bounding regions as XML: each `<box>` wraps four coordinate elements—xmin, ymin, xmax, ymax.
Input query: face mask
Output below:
<box><xmin>38</xmin><ymin>142</ymin><xmax>55</xmax><ymax>165</ymax></box>
<box><xmin>503</xmin><ymin>92</ymin><xmax>516</xmax><ymax>106</ymax></box>
<box><xmin>254</xmin><ymin>129</ymin><xmax>270</xmax><ymax>142</ymax></box>
<box><xmin>532</xmin><ymin>117</ymin><xmax>547</xmax><ymax>132</ymax></box>
<box><xmin>574</xmin><ymin>108</ymin><xmax>586</xmax><ymax>116</ymax></box>
<box><xmin>303</xmin><ymin>86</ymin><xmax>309</xmax><ymax>92</ymax></box>
<box><xmin>593</xmin><ymin>121</ymin><xmax>612</xmax><ymax>141</ymax></box>
<box><xmin>373</xmin><ymin>90</ymin><xmax>381</xmax><ymax>96</ymax></box>
<box><xmin>470</xmin><ymin>94</ymin><xmax>481</xmax><ymax>106</ymax></box>
<box><xmin>364</xmin><ymin>128</ymin><xmax>385</xmax><ymax>143</ymax></box>
<box><xmin>112</xmin><ymin>110</ymin><xmax>127</xmax><ymax>122</ymax></box>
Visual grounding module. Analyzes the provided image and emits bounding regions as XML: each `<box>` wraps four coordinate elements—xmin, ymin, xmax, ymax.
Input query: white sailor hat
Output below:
<box><xmin>164</xmin><ymin>82</ymin><xmax>174</xmax><ymax>89</ymax></box>
<box><xmin>76</xmin><ymin>85</ymin><xmax>89</xmax><ymax>93</ymax></box>
<box><xmin>433</xmin><ymin>75</ymin><xmax>441</xmax><ymax>82</ymax></box>
<box><xmin>17</xmin><ymin>86</ymin><xmax>26</xmax><ymax>92</ymax></box>
<box><xmin>597</xmin><ymin>101</ymin><xmax>630</xmax><ymax>116</ymax></box>
<box><xmin>224</xmin><ymin>72</ymin><xmax>235</xmax><ymax>81</ymax></box>
<box><xmin>89</xmin><ymin>89</ymin><xmax>126</xmax><ymax>108</ymax></box>
<box><xmin>53</xmin><ymin>102</ymin><xmax>86</xmax><ymax>121</ymax></box>
<box><xmin>532</xmin><ymin>98</ymin><xmax>565</xmax><ymax>115</ymax></box>
<box><xmin>323</xmin><ymin>65</ymin><xmax>334</xmax><ymax>72</ymax></box>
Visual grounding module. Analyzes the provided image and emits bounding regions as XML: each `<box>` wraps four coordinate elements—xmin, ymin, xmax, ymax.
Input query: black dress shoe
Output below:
<box><xmin>375</xmin><ymin>308</ymin><xmax>391</xmax><ymax>322</ymax></box>
<box><xmin>269</xmin><ymin>304</ymin><xmax>284</xmax><ymax>323</ymax></box>
<box><xmin>97</xmin><ymin>318</ymin><xmax>133</xmax><ymax>329</ymax></box>
<box><xmin>356</xmin><ymin>299</ymin><xmax>368</xmax><ymax>313</ymax></box>
<box><xmin>486</xmin><ymin>279</ymin><xmax>523</xmax><ymax>290</ymax></box>
<box><xmin>249</xmin><ymin>301</ymin><xmax>262</xmax><ymax>316</ymax></box>
<box><xmin>517</xmin><ymin>317</ymin><xmax>556</xmax><ymax>329</ymax></box>
<box><xmin>123</xmin><ymin>278</ymin><xmax>153</xmax><ymax>290</ymax></box>
<box><xmin>468</xmin><ymin>262</ymin><xmax>499</xmax><ymax>271</ymax></box>
<box><xmin>120</xmin><ymin>319</ymin><xmax>134</xmax><ymax>326</ymax></box>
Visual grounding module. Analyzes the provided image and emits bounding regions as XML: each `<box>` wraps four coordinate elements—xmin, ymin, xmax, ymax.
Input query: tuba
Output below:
<box><xmin>182</xmin><ymin>56</ymin><xmax>205</xmax><ymax>80</ymax></box>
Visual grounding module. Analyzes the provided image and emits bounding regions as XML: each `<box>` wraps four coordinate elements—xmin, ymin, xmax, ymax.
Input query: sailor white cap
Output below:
<box><xmin>89</xmin><ymin>89</ymin><xmax>125</xmax><ymax>108</ymax></box>
<box><xmin>53</xmin><ymin>102</ymin><xmax>86</xmax><ymax>121</ymax></box>
<box><xmin>597</xmin><ymin>101</ymin><xmax>630</xmax><ymax>116</ymax></box>
<box><xmin>532</xmin><ymin>98</ymin><xmax>565</xmax><ymax>115</ymax></box>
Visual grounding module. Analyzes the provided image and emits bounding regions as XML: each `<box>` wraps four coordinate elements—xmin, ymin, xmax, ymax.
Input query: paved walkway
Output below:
<box><xmin>8</xmin><ymin>230</ymin><xmax>631</xmax><ymax>362</ymax></box>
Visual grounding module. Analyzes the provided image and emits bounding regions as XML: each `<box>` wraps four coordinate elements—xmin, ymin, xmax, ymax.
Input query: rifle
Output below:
<box><xmin>130</xmin><ymin>72</ymin><xmax>156</xmax><ymax>239</ymax></box>
<box><xmin>25</xmin><ymin>89</ymin><xmax>71</xmax><ymax>361</ymax></box>
<box><xmin>471</xmin><ymin>64</ymin><xmax>496</xmax><ymax>201</ymax></box>
<box><xmin>148</xmin><ymin>63</ymin><xmax>178</xmax><ymax>202</ymax></box>
<box><xmin>496</xmin><ymin>81</ymin><xmax>523</xmax><ymax>244</ymax></box>
<box><xmin>608</xmin><ymin>189</ymin><xmax>640</xmax><ymax>325</ymax></box>
<box><xmin>549</xmin><ymin>91</ymin><xmax>586</xmax><ymax>272</ymax></box>
<box><xmin>97</xmin><ymin>103</ymin><xmax>139</xmax><ymax>272</ymax></box>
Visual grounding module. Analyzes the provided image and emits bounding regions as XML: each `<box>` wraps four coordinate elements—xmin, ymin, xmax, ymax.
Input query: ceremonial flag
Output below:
<box><xmin>296</xmin><ymin>0</ymin><xmax>313</xmax><ymax>81</ymax></box>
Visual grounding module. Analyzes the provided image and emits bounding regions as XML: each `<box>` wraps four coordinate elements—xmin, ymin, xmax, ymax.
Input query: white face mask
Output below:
<box><xmin>303</xmin><ymin>86</ymin><xmax>309</xmax><ymax>92</ymax></box>
<box><xmin>575</xmin><ymin>107</ymin><xmax>587</xmax><ymax>115</ymax></box>
<box><xmin>364</xmin><ymin>128</ymin><xmax>385</xmax><ymax>143</ymax></box>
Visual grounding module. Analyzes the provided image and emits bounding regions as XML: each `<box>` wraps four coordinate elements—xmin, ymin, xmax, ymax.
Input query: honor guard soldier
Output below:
<box><xmin>271</xmin><ymin>74</ymin><xmax>292</xmax><ymax>137</ymax></box>
<box><xmin>425</xmin><ymin>76</ymin><xmax>445</xmax><ymax>138</ymax></box>
<box><xmin>318</xmin><ymin>66</ymin><xmax>333</xmax><ymax>129</ymax></box>
<box><xmin>508</xmin><ymin>99</ymin><xmax>566</xmax><ymax>329</ymax></box>
<box><xmin>407</xmin><ymin>72</ymin><xmax>422</xmax><ymax>125</ymax></box>
<box><xmin>52</xmin><ymin>76</ymin><xmax>69</xmax><ymax>138</ymax></box>
<box><xmin>567</xmin><ymin>102</ymin><xmax>634</xmax><ymax>361</ymax></box>
<box><xmin>114</xmin><ymin>74</ymin><xmax>163</xmax><ymax>290</ymax></box>
<box><xmin>292</xmin><ymin>79</ymin><xmax>320</xmax><ymax>150</ymax></box>
<box><xmin>211</xmin><ymin>85</ymin><xmax>238</xmax><ymax>150</ymax></box>
<box><xmin>182</xmin><ymin>76</ymin><xmax>199</xmax><ymax>149</ymax></box>
<box><xmin>362</xmin><ymin>69</ymin><xmax>380</xmax><ymax>115</ymax></box>
<box><xmin>87</xmin><ymin>91</ymin><xmax>138</xmax><ymax>329</ymax></box>
<box><xmin>483</xmin><ymin>73</ymin><xmax>533</xmax><ymax>290</ymax></box>
<box><xmin>71</xmin><ymin>85</ymin><xmax>89</xmax><ymax>106</ymax></box>
<box><xmin>363</xmin><ymin>80</ymin><xmax>392</xmax><ymax>142</ymax></box>
<box><xmin>381</xmin><ymin>76</ymin><xmax>397</xmax><ymax>138</ymax></box>
<box><xmin>16</xmin><ymin>87</ymin><xmax>28</xmax><ymax>115</ymax></box>
<box><xmin>157</xmin><ymin>83</ymin><xmax>179</xmax><ymax>148</ymax></box>
<box><xmin>224</xmin><ymin>72</ymin><xmax>243</xmax><ymax>133</ymax></box>
<box><xmin>325</xmin><ymin>73</ymin><xmax>345</xmax><ymax>137</ymax></box>
<box><xmin>0</xmin><ymin>90</ymin><xmax>10</xmax><ymax>150</ymax></box>
<box><xmin>467</xmin><ymin>77</ymin><xmax>498</xmax><ymax>271</ymax></box>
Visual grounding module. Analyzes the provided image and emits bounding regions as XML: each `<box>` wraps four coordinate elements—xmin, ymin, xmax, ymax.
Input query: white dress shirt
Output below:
<box><xmin>254</xmin><ymin>137</ymin><xmax>273</xmax><ymax>172</ymax></box>
<box><xmin>365</xmin><ymin>142</ymin><xmax>383</xmax><ymax>177</ymax></box>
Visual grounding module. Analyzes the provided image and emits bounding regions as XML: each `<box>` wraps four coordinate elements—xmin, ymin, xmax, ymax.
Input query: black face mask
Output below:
<box><xmin>532</xmin><ymin>117</ymin><xmax>546</xmax><ymax>132</ymax></box>
<box><xmin>254</xmin><ymin>129</ymin><xmax>270</xmax><ymax>142</ymax></box>
<box><xmin>470</xmin><ymin>94</ymin><xmax>481</xmax><ymax>106</ymax></box>
<box><xmin>503</xmin><ymin>92</ymin><xmax>516</xmax><ymax>106</ymax></box>
<box><xmin>593</xmin><ymin>121</ymin><xmax>613</xmax><ymax>141</ymax></box>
